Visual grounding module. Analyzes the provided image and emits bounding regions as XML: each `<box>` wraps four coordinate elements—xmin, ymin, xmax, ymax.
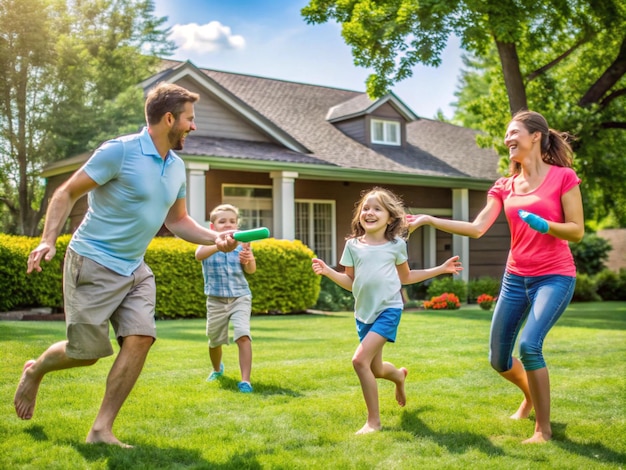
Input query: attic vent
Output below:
<box><xmin>371</xmin><ymin>119</ymin><xmax>400</xmax><ymax>146</ymax></box>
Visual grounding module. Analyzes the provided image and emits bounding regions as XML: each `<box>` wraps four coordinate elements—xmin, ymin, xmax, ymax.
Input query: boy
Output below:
<box><xmin>195</xmin><ymin>204</ymin><xmax>256</xmax><ymax>393</ymax></box>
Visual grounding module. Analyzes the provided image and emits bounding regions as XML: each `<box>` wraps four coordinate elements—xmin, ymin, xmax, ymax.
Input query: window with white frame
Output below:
<box><xmin>371</xmin><ymin>118</ymin><xmax>401</xmax><ymax>146</ymax></box>
<box><xmin>222</xmin><ymin>185</ymin><xmax>273</xmax><ymax>231</ymax></box>
<box><xmin>222</xmin><ymin>185</ymin><xmax>336</xmax><ymax>264</ymax></box>
<box><xmin>295</xmin><ymin>200</ymin><xmax>336</xmax><ymax>265</ymax></box>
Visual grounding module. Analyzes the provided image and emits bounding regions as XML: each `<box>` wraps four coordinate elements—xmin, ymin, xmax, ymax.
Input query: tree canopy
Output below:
<box><xmin>302</xmin><ymin>0</ymin><xmax>626</xmax><ymax>227</ymax></box>
<box><xmin>0</xmin><ymin>0</ymin><xmax>174</xmax><ymax>235</ymax></box>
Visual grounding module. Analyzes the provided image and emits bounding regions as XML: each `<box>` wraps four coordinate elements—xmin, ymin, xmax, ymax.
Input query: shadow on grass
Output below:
<box><xmin>552</xmin><ymin>422</ymin><xmax>626</xmax><ymax>466</ymax></box>
<box><xmin>25</xmin><ymin>424</ymin><xmax>49</xmax><ymax>442</ymax></box>
<box><xmin>0</xmin><ymin>321</ymin><xmax>64</xmax><ymax>341</ymax></box>
<box><xmin>216</xmin><ymin>376</ymin><xmax>302</xmax><ymax>397</ymax></box>
<box><xmin>410</xmin><ymin>302</ymin><xmax>626</xmax><ymax>331</ymax></box>
<box><xmin>74</xmin><ymin>442</ymin><xmax>263</xmax><ymax>469</ymax></box>
<box><xmin>399</xmin><ymin>407</ymin><xmax>504</xmax><ymax>456</ymax></box>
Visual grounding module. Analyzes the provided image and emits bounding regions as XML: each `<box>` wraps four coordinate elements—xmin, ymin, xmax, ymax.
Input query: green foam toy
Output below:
<box><xmin>233</xmin><ymin>227</ymin><xmax>270</xmax><ymax>242</ymax></box>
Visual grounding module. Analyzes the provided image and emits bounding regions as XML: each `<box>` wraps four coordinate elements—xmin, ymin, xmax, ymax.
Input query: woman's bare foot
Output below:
<box><xmin>14</xmin><ymin>360</ymin><xmax>39</xmax><ymax>420</ymax></box>
<box><xmin>355</xmin><ymin>423</ymin><xmax>381</xmax><ymax>435</ymax></box>
<box><xmin>395</xmin><ymin>367</ymin><xmax>408</xmax><ymax>407</ymax></box>
<box><xmin>510</xmin><ymin>398</ymin><xmax>533</xmax><ymax>419</ymax></box>
<box><xmin>86</xmin><ymin>429</ymin><xmax>133</xmax><ymax>448</ymax></box>
<box><xmin>522</xmin><ymin>431</ymin><xmax>551</xmax><ymax>444</ymax></box>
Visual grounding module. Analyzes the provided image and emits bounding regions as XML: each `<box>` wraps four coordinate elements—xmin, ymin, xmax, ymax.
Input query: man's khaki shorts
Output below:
<box><xmin>63</xmin><ymin>249</ymin><xmax>157</xmax><ymax>359</ymax></box>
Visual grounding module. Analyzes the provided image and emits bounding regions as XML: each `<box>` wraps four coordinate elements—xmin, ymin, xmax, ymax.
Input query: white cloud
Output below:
<box><xmin>169</xmin><ymin>21</ymin><xmax>246</xmax><ymax>53</ymax></box>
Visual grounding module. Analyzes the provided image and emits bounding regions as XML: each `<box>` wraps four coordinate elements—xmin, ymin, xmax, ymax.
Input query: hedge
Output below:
<box><xmin>0</xmin><ymin>235</ymin><xmax>321</xmax><ymax>317</ymax></box>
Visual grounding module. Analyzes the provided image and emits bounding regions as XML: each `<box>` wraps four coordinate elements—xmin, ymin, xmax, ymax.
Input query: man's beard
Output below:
<box><xmin>168</xmin><ymin>128</ymin><xmax>185</xmax><ymax>150</ymax></box>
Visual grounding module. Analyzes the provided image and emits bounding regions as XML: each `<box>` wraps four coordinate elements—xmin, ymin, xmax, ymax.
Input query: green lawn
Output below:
<box><xmin>1</xmin><ymin>302</ymin><xmax>624</xmax><ymax>469</ymax></box>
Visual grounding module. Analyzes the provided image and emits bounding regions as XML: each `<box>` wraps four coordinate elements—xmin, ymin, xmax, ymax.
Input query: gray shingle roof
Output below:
<box><xmin>189</xmin><ymin>65</ymin><xmax>500</xmax><ymax>181</ymax></box>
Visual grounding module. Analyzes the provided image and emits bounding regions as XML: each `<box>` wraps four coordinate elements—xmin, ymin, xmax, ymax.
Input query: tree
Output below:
<box><xmin>302</xmin><ymin>0</ymin><xmax>626</xmax><ymax>226</ymax></box>
<box><xmin>0</xmin><ymin>0</ymin><xmax>174</xmax><ymax>235</ymax></box>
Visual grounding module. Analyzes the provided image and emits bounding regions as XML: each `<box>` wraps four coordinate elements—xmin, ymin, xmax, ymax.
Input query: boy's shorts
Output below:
<box><xmin>356</xmin><ymin>307</ymin><xmax>402</xmax><ymax>343</ymax></box>
<box><xmin>63</xmin><ymin>249</ymin><xmax>157</xmax><ymax>359</ymax></box>
<box><xmin>206</xmin><ymin>294</ymin><xmax>252</xmax><ymax>347</ymax></box>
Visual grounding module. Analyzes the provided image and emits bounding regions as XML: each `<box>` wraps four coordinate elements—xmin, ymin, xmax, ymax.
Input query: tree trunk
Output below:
<box><xmin>579</xmin><ymin>37</ymin><xmax>626</xmax><ymax>108</ymax></box>
<box><xmin>495</xmin><ymin>40</ymin><xmax>528</xmax><ymax>116</ymax></box>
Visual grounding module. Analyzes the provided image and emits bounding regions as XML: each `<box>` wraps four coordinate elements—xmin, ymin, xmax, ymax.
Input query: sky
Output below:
<box><xmin>151</xmin><ymin>0</ymin><xmax>465</xmax><ymax>120</ymax></box>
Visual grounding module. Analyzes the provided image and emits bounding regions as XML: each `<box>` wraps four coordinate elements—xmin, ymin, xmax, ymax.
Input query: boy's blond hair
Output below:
<box><xmin>209</xmin><ymin>204</ymin><xmax>239</xmax><ymax>223</ymax></box>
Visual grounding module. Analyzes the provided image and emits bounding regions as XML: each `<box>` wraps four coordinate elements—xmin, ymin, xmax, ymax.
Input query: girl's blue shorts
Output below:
<box><xmin>356</xmin><ymin>308</ymin><xmax>402</xmax><ymax>343</ymax></box>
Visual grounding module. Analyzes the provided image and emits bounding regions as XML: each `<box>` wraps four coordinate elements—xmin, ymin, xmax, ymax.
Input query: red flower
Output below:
<box><xmin>477</xmin><ymin>294</ymin><xmax>496</xmax><ymax>310</ymax></box>
<box><xmin>422</xmin><ymin>293</ymin><xmax>461</xmax><ymax>310</ymax></box>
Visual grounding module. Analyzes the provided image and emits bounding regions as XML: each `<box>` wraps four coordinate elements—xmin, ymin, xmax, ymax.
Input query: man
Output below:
<box><xmin>14</xmin><ymin>82</ymin><xmax>236</xmax><ymax>447</ymax></box>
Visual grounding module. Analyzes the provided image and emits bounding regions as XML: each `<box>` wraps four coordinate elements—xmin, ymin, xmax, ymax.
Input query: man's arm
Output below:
<box><xmin>165</xmin><ymin>198</ymin><xmax>237</xmax><ymax>251</ymax></box>
<box><xmin>27</xmin><ymin>169</ymin><xmax>99</xmax><ymax>273</ymax></box>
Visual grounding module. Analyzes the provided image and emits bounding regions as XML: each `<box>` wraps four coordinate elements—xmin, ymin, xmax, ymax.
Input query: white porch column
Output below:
<box><xmin>452</xmin><ymin>188</ymin><xmax>470</xmax><ymax>285</ymax></box>
<box><xmin>270</xmin><ymin>171</ymin><xmax>298</xmax><ymax>239</ymax></box>
<box><xmin>423</xmin><ymin>225</ymin><xmax>437</xmax><ymax>269</ymax></box>
<box><xmin>186</xmin><ymin>162</ymin><xmax>210</xmax><ymax>226</ymax></box>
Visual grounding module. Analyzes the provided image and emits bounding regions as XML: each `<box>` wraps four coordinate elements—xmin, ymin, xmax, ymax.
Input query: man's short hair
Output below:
<box><xmin>145</xmin><ymin>82</ymin><xmax>199</xmax><ymax>125</ymax></box>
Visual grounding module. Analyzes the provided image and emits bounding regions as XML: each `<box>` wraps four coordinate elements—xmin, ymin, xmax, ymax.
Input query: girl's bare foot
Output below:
<box><xmin>86</xmin><ymin>429</ymin><xmax>133</xmax><ymax>448</ymax></box>
<box><xmin>14</xmin><ymin>360</ymin><xmax>39</xmax><ymax>420</ymax></box>
<box><xmin>522</xmin><ymin>431</ymin><xmax>551</xmax><ymax>444</ymax></box>
<box><xmin>510</xmin><ymin>398</ymin><xmax>533</xmax><ymax>419</ymax></box>
<box><xmin>395</xmin><ymin>367</ymin><xmax>408</xmax><ymax>407</ymax></box>
<box><xmin>355</xmin><ymin>423</ymin><xmax>381</xmax><ymax>435</ymax></box>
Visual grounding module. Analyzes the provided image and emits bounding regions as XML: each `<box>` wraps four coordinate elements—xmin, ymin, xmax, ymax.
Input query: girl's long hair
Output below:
<box><xmin>348</xmin><ymin>187</ymin><xmax>407</xmax><ymax>242</ymax></box>
<box><xmin>508</xmin><ymin>110</ymin><xmax>575</xmax><ymax>175</ymax></box>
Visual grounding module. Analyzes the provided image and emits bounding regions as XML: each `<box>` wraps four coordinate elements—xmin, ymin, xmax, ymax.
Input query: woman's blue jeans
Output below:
<box><xmin>489</xmin><ymin>272</ymin><xmax>576</xmax><ymax>372</ymax></box>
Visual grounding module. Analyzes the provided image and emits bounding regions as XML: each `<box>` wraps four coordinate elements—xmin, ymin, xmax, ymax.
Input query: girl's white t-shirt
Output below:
<box><xmin>340</xmin><ymin>237</ymin><xmax>408</xmax><ymax>324</ymax></box>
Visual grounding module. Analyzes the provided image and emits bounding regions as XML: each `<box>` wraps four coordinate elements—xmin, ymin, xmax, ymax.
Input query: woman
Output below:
<box><xmin>408</xmin><ymin>110</ymin><xmax>584</xmax><ymax>443</ymax></box>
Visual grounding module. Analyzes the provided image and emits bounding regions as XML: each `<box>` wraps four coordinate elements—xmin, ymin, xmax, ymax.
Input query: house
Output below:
<box><xmin>41</xmin><ymin>60</ymin><xmax>510</xmax><ymax>281</ymax></box>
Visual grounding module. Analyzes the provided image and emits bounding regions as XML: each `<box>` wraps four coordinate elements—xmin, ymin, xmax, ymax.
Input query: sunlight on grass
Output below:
<box><xmin>1</xmin><ymin>303</ymin><xmax>624</xmax><ymax>469</ymax></box>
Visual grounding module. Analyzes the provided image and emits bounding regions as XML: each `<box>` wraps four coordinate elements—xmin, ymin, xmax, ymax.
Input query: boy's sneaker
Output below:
<box><xmin>237</xmin><ymin>381</ymin><xmax>253</xmax><ymax>393</ymax></box>
<box><xmin>206</xmin><ymin>363</ymin><xmax>224</xmax><ymax>382</ymax></box>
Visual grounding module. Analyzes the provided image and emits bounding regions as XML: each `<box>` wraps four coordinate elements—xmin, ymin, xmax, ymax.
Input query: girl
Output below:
<box><xmin>408</xmin><ymin>110</ymin><xmax>584</xmax><ymax>443</ymax></box>
<box><xmin>312</xmin><ymin>187</ymin><xmax>462</xmax><ymax>434</ymax></box>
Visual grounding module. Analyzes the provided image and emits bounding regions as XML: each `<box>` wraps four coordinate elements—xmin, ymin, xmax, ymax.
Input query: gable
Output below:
<box><xmin>175</xmin><ymin>76</ymin><xmax>272</xmax><ymax>143</ymax></box>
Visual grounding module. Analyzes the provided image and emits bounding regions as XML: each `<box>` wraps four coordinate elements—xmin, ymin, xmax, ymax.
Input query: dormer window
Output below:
<box><xmin>371</xmin><ymin>119</ymin><xmax>400</xmax><ymax>146</ymax></box>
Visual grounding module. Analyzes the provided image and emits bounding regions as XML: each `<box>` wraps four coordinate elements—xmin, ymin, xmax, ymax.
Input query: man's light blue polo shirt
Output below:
<box><xmin>68</xmin><ymin>127</ymin><xmax>186</xmax><ymax>276</ymax></box>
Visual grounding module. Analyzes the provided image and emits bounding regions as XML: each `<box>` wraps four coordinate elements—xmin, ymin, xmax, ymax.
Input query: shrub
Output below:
<box><xmin>313</xmin><ymin>275</ymin><xmax>354</xmax><ymax>312</ymax></box>
<box><xmin>145</xmin><ymin>237</ymin><xmax>205</xmax><ymax>319</ymax></box>
<box><xmin>570</xmin><ymin>233</ymin><xmax>611</xmax><ymax>275</ymax></box>
<box><xmin>426</xmin><ymin>276</ymin><xmax>467</xmax><ymax>302</ymax></box>
<box><xmin>246</xmin><ymin>238</ymin><xmax>320</xmax><ymax>314</ymax></box>
<box><xmin>594</xmin><ymin>269</ymin><xmax>626</xmax><ymax>301</ymax></box>
<box><xmin>468</xmin><ymin>276</ymin><xmax>501</xmax><ymax>303</ymax></box>
<box><xmin>0</xmin><ymin>235</ymin><xmax>320</xmax><ymax>317</ymax></box>
<box><xmin>0</xmin><ymin>234</ymin><xmax>68</xmax><ymax>311</ymax></box>
<box><xmin>422</xmin><ymin>293</ymin><xmax>461</xmax><ymax>310</ymax></box>
<box><xmin>404</xmin><ymin>299</ymin><xmax>421</xmax><ymax>309</ymax></box>
<box><xmin>476</xmin><ymin>293</ymin><xmax>496</xmax><ymax>310</ymax></box>
<box><xmin>572</xmin><ymin>273</ymin><xmax>601</xmax><ymax>302</ymax></box>
<box><xmin>403</xmin><ymin>280</ymin><xmax>430</xmax><ymax>300</ymax></box>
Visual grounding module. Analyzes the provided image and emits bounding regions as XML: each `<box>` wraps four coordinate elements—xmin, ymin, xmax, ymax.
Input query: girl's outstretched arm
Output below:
<box><xmin>407</xmin><ymin>197</ymin><xmax>502</xmax><ymax>239</ymax></box>
<box><xmin>397</xmin><ymin>256</ymin><xmax>463</xmax><ymax>285</ymax></box>
<box><xmin>312</xmin><ymin>258</ymin><xmax>354</xmax><ymax>291</ymax></box>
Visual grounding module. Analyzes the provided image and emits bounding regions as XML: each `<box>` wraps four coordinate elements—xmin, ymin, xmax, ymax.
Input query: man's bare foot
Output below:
<box><xmin>395</xmin><ymin>367</ymin><xmax>408</xmax><ymax>407</ymax></box>
<box><xmin>14</xmin><ymin>360</ymin><xmax>39</xmax><ymax>420</ymax></box>
<box><xmin>522</xmin><ymin>431</ymin><xmax>551</xmax><ymax>444</ymax></box>
<box><xmin>86</xmin><ymin>429</ymin><xmax>133</xmax><ymax>448</ymax></box>
<box><xmin>355</xmin><ymin>423</ymin><xmax>381</xmax><ymax>435</ymax></box>
<box><xmin>510</xmin><ymin>398</ymin><xmax>533</xmax><ymax>419</ymax></box>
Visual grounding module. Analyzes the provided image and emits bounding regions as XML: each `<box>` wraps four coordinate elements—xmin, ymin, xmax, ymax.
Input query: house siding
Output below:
<box><xmin>335</xmin><ymin>117</ymin><xmax>367</xmax><ymax>145</ymax></box>
<box><xmin>176</xmin><ymin>77</ymin><xmax>272</xmax><ymax>142</ymax></box>
<box><xmin>203</xmin><ymin>171</ymin><xmax>509</xmax><ymax>279</ymax></box>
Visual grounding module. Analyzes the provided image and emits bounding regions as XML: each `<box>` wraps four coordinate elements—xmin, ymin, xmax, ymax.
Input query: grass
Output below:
<box><xmin>0</xmin><ymin>302</ymin><xmax>624</xmax><ymax>469</ymax></box>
